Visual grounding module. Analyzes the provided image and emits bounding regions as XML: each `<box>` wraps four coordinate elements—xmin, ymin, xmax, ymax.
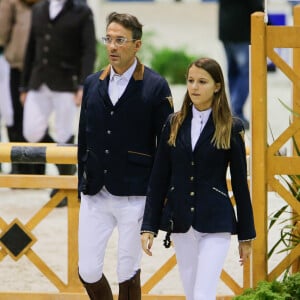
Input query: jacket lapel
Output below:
<box><xmin>176</xmin><ymin>109</ymin><xmax>193</xmax><ymax>154</ymax></box>
<box><xmin>42</xmin><ymin>0</ymin><xmax>51</xmax><ymax>20</ymax></box>
<box><xmin>98</xmin><ymin>59</ymin><xmax>145</xmax><ymax>109</ymax></box>
<box><xmin>97</xmin><ymin>65</ymin><xmax>112</xmax><ymax>106</ymax></box>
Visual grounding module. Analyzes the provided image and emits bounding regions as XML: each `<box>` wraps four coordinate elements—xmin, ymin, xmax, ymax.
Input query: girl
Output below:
<box><xmin>141</xmin><ymin>57</ymin><xmax>256</xmax><ymax>300</ymax></box>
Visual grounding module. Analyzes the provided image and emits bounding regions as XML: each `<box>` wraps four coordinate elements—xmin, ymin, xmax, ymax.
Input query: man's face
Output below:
<box><xmin>105</xmin><ymin>22</ymin><xmax>142</xmax><ymax>75</ymax></box>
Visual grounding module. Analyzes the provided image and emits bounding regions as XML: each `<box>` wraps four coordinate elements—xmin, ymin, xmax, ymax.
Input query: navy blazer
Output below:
<box><xmin>22</xmin><ymin>0</ymin><xmax>96</xmax><ymax>92</ymax></box>
<box><xmin>141</xmin><ymin>109</ymin><xmax>256</xmax><ymax>241</ymax></box>
<box><xmin>77</xmin><ymin>60</ymin><xmax>174</xmax><ymax>197</ymax></box>
<box><xmin>218</xmin><ymin>0</ymin><xmax>263</xmax><ymax>43</ymax></box>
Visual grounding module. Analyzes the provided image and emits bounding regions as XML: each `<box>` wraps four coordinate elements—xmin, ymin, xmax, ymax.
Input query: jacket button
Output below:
<box><xmin>191</xmin><ymin>161</ymin><xmax>195</xmax><ymax>166</ymax></box>
<box><xmin>105</xmin><ymin>149</ymin><xmax>109</xmax><ymax>154</ymax></box>
<box><xmin>110</xmin><ymin>111</ymin><xmax>114</xmax><ymax>115</ymax></box>
<box><xmin>104</xmin><ymin>169</ymin><xmax>107</xmax><ymax>174</ymax></box>
<box><xmin>190</xmin><ymin>176</ymin><xmax>194</xmax><ymax>181</ymax></box>
<box><xmin>42</xmin><ymin>58</ymin><xmax>48</xmax><ymax>65</ymax></box>
<box><xmin>107</xmin><ymin>130</ymin><xmax>111</xmax><ymax>134</ymax></box>
<box><xmin>191</xmin><ymin>207</ymin><xmax>195</xmax><ymax>212</ymax></box>
<box><xmin>45</xmin><ymin>34</ymin><xmax>51</xmax><ymax>40</ymax></box>
<box><xmin>190</xmin><ymin>192</ymin><xmax>195</xmax><ymax>196</ymax></box>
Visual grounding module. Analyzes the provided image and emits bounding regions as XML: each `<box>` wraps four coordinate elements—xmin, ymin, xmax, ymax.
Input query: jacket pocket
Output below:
<box><xmin>212</xmin><ymin>186</ymin><xmax>229</xmax><ymax>198</ymax></box>
<box><xmin>127</xmin><ymin>151</ymin><xmax>153</xmax><ymax>167</ymax></box>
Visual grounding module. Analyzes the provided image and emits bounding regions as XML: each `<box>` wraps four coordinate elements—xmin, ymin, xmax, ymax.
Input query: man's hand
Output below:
<box><xmin>74</xmin><ymin>88</ymin><xmax>83</xmax><ymax>106</ymax></box>
<box><xmin>20</xmin><ymin>92</ymin><xmax>27</xmax><ymax>106</ymax></box>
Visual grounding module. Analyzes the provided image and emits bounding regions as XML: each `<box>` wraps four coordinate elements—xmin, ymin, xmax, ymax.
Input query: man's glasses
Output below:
<box><xmin>101</xmin><ymin>37</ymin><xmax>137</xmax><ymax>47</ymax></box>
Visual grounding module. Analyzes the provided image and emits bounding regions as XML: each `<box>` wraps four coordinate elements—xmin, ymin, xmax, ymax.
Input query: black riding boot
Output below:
<box><xmin>79</xmin><ymin>273</ymin><xmax>113</xmax><ymax>300</ymax></box>
<box><xmin>118</xmin><ymin>269</ymin><xmax>141</xmax><ymax>300</ymax></box>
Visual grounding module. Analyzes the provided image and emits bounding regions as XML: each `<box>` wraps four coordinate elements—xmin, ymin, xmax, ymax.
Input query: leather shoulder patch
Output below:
<box><xmin>166</xmin><ymin>96</ymin><xmax>174</xmax><ymax>109</ymax></box>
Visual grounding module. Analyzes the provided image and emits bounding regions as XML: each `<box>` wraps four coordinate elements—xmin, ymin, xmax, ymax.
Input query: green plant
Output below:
<box><xmin>233</xmin><ymin>272</ymin><xmax>300</xmax><ymax>299</ymax></box>
<box><xmin>94</xmin><ymin>40</ymin><xmax>109</xmax><ymax>71</ymax></box>
<box><xmin>150</xmin><ymin>47</ymin><xmax>197</xmax><ymax>84</ymax></box>
<box><xmin>284</xmin><ymin>271</ymin><xmax>300</xmax><ymax>298</ymax></box>
<box><xmin>137</xmin><ymin>30</ymin><xmax>157</xmax><ymax>66</ymax></box>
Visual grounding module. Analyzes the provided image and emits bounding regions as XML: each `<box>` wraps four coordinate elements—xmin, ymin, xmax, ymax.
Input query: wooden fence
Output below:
<box><xmin>1</xmin><ymin>6</ymin><xmax>300</xmax><ymax>299</ymax></box>
<box><xmin>0</xmin><ymin>142</ymin><xmax>240</xmax><ymax>299</ymax></box>
<box><xmin>251</xmin><ymin>6</ymin><xmax>300</xmax><ymax>285</ymax></box>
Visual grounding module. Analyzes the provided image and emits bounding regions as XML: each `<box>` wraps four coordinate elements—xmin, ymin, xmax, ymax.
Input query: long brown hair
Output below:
<box><xmin>168</xmin><ymin>57</ymin><xmax>232</xmax><ymax>149</ymax></box>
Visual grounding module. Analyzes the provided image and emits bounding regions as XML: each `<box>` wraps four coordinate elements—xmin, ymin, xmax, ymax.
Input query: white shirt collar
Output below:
<box><xmin>110</xmin><ymin>58</ymin><xmax>137</xmax><ymax>83</ymax></box>
<box><xmin>49</xmin><ymin>0</ymin><xmax>66</xmax><ymax>3</ymax></box>
<box><xmin>191</xmin><ymin>105</ymin><xmax>212</xmax><ymax>150</ymax></box>
<box><xmin>192</xmin><ymin>105</ymin><xmax>212</xmax><ymax>122</ymax></box>
<box><xmin>49</xmin><ymin>0</ymin><xmax>66</xmax><ymax>19</ymax></box>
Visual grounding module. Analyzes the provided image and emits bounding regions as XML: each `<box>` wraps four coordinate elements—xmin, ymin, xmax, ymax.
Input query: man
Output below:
<box><xmin>0</xmin><ymin>47</ymin><xmax>13</xmax><ymax>173</ymax></box>
<box><xmin>77</xmin><ymin>12</ymin><xmax>173</xmax><ymax>300</ymax></box>
<box><xmin>20</xmin><ymin>0</ymin><xmax>96</xmax><ymax>183</ymax></box>
<box><xmin>0</xmin><ymin>0</ymin><xmax>42</xmax><ymax>174</ymax></box>
<box><xmin>218</xmin><ymin>0</ymin><xmax>264</xmax><ymax>130</ymax></box>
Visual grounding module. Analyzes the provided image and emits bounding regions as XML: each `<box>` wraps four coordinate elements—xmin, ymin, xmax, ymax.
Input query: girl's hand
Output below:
<box><xmin>141</xmin><ymin>232</ymin><xmax>154</xmax><ymax>256</ymax></box>
<box><xmin>238</xmin><ymin>241</ymin><xmax>252</xmax><ymax>266</ymax></box>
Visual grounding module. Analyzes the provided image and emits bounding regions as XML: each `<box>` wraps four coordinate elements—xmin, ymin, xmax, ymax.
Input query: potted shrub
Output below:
<box><xmin>233</xmin><ymin>272</ymin><xmax>300</xmax><ymax>299</ymax></box>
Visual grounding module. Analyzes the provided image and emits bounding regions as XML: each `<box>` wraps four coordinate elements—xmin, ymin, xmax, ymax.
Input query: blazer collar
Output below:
<box><xmin>97</xmin><ymin>58</ymin><xmax>144</xmax><ymax>109</ymax></box>
<box><xmin>47</xmin><ymin>0</ymin><xmax>73</xmax><ymax>21</ymax></box>
<box><xmin>178</xmin><ymin>108</ymin><xmax>193</xmax><ymax>153</ymax></box>
<box><xmin>178</xmin><ymin>107</ymin><xmax>215</xmax><ymax>153</ymax></box>
<box><xmin>194</xmin><ymin>113</ymin><xmax>214</xmax><ymax>150</ymax></box>
<box><xmin>99</xmin><ymin>58</ymin><xmax>144</xmax><ymax>81</ymax></box>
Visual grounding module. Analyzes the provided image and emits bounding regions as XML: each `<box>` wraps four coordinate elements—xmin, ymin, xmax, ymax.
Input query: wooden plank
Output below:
<box><xmin>0</xmin><ymin>174</ymin><xmax>77</xmax><ymax>189</ymax></box>
<box><xmin>268</xmin><ymin>243</ymin><xmax>300</xmax><ymax>281</ymax></box>
<box><xmin>220</xmin><ymin>270</ymin><xmax>243</xmax><ymax>295</ymax></box>
<box><xmin>0</xmin><ymin>143</ymin><xmax>77</xmax><ymax>164</ymax></box>
<box><xmin>142</xmin><ymin>254</ymin><xmax>177</xmax><ymax>294</ymax></box>
<box><xmin>267</xmin><ymin>26</ymin><xmax>300</xmax><ymax>48</ymax></box>
<box><xmin>268</xmin><ymin>177</ymin><xmax>300</xmax><ymax>217</ymax></box>
<box><xmin>67</xmin><ymin>192</ymin><xmax>82</xmax><ymax>289</ymax></box>
<box><xmin>267</xmin><ymin>48</ymin><xmax>300</xmax><ymax>88</ymax></box>
<box><xmin>0</xmin><ymin>293</ymin><xmax>233</xmax><ymax>300</ymax></box>
<box><xmin>26</xmin><ymin>249</ymin><xmax>67</xmax><ymax>291</ymax></box>
<box><xmin>251</xmin><ymin>11</ymin><xmax>269</xmax><ymax>284</ymax></box>
<box><xmin>268</xmin><ymin>156</ymin><xmax>300</xmax><ymax>175</ymax></box>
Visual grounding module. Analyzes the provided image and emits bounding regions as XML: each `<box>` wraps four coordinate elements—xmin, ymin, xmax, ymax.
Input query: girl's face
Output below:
<box><xmin>187</xmin><ymin>65</ymin><xmax>220</xmax><ymax>111</ymax></box>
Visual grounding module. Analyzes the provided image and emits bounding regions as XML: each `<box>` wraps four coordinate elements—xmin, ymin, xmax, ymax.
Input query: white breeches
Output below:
<box><xmin>23</xmin><ymin>84</ymin><xmax>77</xmax><ymax>143</ymax></box>
<box><xmin>172</xmin><ymin>227</ymin><xmax>231</xmax><ymax>300</ymax></box>
<box><xmin>78</xmin><ymin>187</ymin><xmax>146</xmax><ymax>284</ymax></box>
<box><xmin>0</xmin><ymin>56</ymin><xmax>13</xmax><ymax>126</ymax></box>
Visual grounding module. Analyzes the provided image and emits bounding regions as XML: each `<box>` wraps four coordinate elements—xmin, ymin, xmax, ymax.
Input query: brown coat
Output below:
<box><xmin>0</xmin><ymin>0</ymin><xmax>32</xmax><ymax>69</ymax></box>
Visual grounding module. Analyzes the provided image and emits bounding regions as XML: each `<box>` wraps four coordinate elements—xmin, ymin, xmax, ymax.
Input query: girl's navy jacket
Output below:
<box><xmin>141</xmin><ymin>110</ymin><xmax>256</xmax><ymax>242</ymax></box>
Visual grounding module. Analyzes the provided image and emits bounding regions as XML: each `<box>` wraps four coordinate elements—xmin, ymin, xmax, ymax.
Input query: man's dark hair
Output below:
<box><xmin>106</xmin><ymin>12</ymin><xmax>143</xmax><ymax>40</ymax></box>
